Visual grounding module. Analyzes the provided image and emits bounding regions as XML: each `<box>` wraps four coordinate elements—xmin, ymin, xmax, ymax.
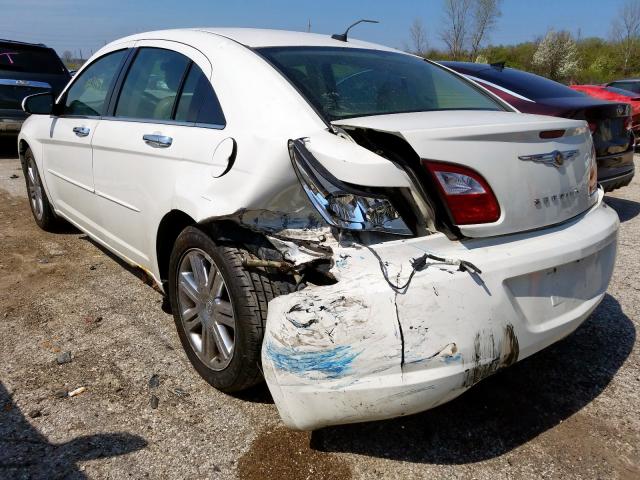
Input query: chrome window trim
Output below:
<box><xmin>99</xmin><ymin>115</ymin><xmax>225</xmax><ymax>130</ymax></box>
<box><xmin>57</xmin><ymin>114</ymin><xmax>99</xmax><ymax>120</ymax></box>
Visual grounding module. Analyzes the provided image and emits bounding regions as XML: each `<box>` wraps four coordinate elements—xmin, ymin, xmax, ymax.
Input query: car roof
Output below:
<box><xmin>119</xmin><ymin>28</ymin><xmax>400</xmax><ymax>52</ymax></box>
<box><xmin>438</xmin><ymin>61</ymin><xmax>493</xmax><ymax>72</ymax></box>
<box><xmin>0</xmin><ymin>38</ymin><xmax>49</xmax><ymax>49</ymax></box>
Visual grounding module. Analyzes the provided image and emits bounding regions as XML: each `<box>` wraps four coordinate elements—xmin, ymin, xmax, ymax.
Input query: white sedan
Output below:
<box><xmin>18</xmin><ymin>28</ymin><xmax>618</xmax><ymax>430</ymax></box>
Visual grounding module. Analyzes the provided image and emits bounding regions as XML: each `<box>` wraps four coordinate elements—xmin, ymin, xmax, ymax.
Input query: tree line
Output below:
<box><xmin>408</xmin><ymin>0</ymin><xmax>640</xmax><ymax>84</ymax></box>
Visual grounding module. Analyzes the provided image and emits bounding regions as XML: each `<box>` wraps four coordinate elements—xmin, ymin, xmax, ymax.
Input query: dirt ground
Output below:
<box><xmin>0</xmin><ymin>139</ymin><xmax>638</xmax><ymax>480</ymax></box>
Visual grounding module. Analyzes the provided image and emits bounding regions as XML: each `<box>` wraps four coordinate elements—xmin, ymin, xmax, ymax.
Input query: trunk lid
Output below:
<box><xmin>333</xmin><ymin>111</ymin><xmax>597</xmax><ymax>238</ymax></box>
<box><xmin>534</xmin><ymin>97</ymin><xmax>632</xmax><ymax>157</ymax></box>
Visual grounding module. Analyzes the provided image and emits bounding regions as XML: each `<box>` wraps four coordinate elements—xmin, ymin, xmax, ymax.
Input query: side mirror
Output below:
<box><xmin>22</xmin><ymin>92</ymin><xmax>54</xmax><ymax>115</ymax></box>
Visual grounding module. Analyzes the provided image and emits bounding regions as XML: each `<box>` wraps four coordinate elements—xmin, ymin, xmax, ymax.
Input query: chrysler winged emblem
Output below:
<box><xmin>518</xmin><ymin>149</ymin><xmax>579</xmax><ymax>168</ymax></box>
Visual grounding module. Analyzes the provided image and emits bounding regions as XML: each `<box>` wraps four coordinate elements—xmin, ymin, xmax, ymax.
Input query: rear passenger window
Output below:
<box><xmin>115</xmin><ymin>48</ymin><xmax>190</xmax><ymax>121</ymax></box>
<box><xmin>174</xmin><ymin>64</ymin><xmax>226</xmax><ymax>126</ymax></box>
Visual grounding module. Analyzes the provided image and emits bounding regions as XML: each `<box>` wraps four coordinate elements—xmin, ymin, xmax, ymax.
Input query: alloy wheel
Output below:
<box><xmin>176</xmin><ymin>248</ymin><xmax>236</xmax><ymax>370</ymax></box>
<box><xmin>26</xmin><ymin>158</ymin><xmax>44</xmax><ymax>220</ymax></box>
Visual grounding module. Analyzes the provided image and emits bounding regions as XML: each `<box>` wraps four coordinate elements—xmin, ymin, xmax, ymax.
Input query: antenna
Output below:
<box><xmin>331</xmin><ymin>19</ymin><xmax>379</xmax><ymax>42</ymax></box>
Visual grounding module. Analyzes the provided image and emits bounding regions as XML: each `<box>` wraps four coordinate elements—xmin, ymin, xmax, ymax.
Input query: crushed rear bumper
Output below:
<box><xmin>262</xmin><ymin>191</ymin><xmax>619</xmax><ymax>430</ymax></box>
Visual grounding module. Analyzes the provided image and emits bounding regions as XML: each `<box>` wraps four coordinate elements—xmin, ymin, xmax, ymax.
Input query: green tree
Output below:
<box><xmin>532</xmin><ymin>30</ymin><xmax>579</xmax><ymax>81</ymax></box>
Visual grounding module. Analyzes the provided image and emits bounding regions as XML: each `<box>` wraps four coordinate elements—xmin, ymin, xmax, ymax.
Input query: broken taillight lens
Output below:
<box><xmin>423</xmin><ymin>161</ymin><xmax>501</xmax><ymax>225</ymax></box>
<box><xmin>289</xmin><ymin>139</ymin><xmax>412</xmax><ymax>235</ymax></box>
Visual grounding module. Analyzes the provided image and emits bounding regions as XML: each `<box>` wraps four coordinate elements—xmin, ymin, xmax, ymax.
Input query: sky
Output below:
<box><xmin>0</xmin><ymin>0</ymin><xmax>632</xmax><ymax>57</ymax></box>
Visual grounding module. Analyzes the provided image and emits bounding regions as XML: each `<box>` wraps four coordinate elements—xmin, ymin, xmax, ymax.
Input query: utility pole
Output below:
<box><xmin>307</xmin><ymin>19</ymin><xmax>311</xmax><ymax>32</ymax></box>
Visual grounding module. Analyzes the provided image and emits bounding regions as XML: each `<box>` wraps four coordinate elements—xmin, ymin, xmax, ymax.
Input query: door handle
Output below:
<box><xmin>73</xmin><ymin>126</ymin><xmax>90</xmax><ymax>137</ymax></box>
<box><xmin>143</xmin><ymin>134</ymin><xmax>172</xmax><ymax>148</ymax></box>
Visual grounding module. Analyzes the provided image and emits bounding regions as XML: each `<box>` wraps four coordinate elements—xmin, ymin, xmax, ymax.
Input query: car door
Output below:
<box><xmin>91</xmin><ymin>41</ymin><xmax>228</xmax><ymax>269</ymax></box>
<box><xmin>41</xmin><ymin>48</ymin><xmax>129</xmax><ymax>230</ymax></box>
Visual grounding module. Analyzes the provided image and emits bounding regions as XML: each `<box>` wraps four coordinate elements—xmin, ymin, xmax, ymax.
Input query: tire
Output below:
<box><xmin>167</xmin><ymin>226</ymin><xmax>295</xmax><ymax>393</ymax></box>
<box><xmin>23</xmin><ymin>147</ymin><xmax>59</xmax><ymax>231</ymax></box>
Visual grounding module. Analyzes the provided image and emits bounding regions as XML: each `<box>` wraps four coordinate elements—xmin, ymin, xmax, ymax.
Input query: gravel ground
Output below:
<box><xmin>0</xmin><ymin>140</ymin><xmax>638</xmax><ymax>480</ymax></box>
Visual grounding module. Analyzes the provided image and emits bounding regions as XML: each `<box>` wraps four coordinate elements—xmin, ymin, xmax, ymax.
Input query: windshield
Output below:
<box><xmin>258</xmin><ymin>47</ymin><xmax>504</xmax><ymax>121</ymax></box>
<box><xmin>0</xmin><ymin>45</ymin><xmax>66</xmax><ymax>74</ymax></box>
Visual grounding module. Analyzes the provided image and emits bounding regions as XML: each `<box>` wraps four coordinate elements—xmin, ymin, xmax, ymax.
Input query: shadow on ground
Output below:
<box><xmin>311</xmin><ymin>294</ymin><xmax>634</xmax><ymax>464</ymax></box>
<box><xmin>0</xmin><ymin>382</ymin><xmax>147</xmax><ymax>479</ymax></box>
<box><xmin>79</xmin><ymin>235</ymin><xmax>160</xmax><ymax>287</ymax></box>
<box><xmin>605</xmin><ymin>196</ymin><xmax>640</xmax><ymax>223</ymax></box>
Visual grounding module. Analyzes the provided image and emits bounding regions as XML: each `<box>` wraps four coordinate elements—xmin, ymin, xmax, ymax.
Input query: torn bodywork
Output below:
<box><xmin>258</xmin><ymin>189</ymin><xmax>617</xmax><ymax>430</ymax></box>
<box><xmin>191</xmin><ymin>128</ymin><xmax>617</xmax><ymax>431</ymax></box>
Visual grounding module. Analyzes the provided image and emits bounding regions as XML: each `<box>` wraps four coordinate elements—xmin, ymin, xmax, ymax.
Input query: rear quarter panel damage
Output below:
<box><xmin>262</xmin><ymin>238</ymin><xmax>521</xmax><ymax>390</ymax></box>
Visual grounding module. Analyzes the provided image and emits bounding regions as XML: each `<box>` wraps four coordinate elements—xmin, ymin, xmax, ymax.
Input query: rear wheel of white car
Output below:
<box><xmin>168</xmin><ymin>226</ymin><xmax>294</xmax><ymax>392</ymax></box>
<box><xmin>23</xmin><ymin>147</ymin><xmax>59</xmax><ymax>231</ymax></box>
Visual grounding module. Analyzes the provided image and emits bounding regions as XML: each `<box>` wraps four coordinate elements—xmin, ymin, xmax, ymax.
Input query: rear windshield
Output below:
<box><xmin>0</xmin><ymin>44</ymin><xmax>66</xmax><ymax>74</ymax></box>
<box><xmin>470</xmin><ymin>67</ymin><xmax>583</xmax><ymax>101</ymax></box>
<box><xmin>258</xmin><ymin>47</ymin><xmax>504</xmax><ymax>121</ymax></box>
<box><xmin>606</xmin><ymin>86</ymin><xmax>640</xmax><ymax>98</ymax></box>
<box><xmin>608</xmin><ymin>81</ymin><xmax>640</xmax><ymax>94</ymax></box>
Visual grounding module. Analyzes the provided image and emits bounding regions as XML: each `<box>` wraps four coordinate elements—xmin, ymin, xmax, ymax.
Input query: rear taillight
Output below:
<box><xmin>588</xmin><ymin>142</ymin><xmax>598</xmax><ymax>195</ymax></box>
<box><xmin>423</xmin><ymin>161</ymin><xmax>501</xmax><ymax>225</ymax></box>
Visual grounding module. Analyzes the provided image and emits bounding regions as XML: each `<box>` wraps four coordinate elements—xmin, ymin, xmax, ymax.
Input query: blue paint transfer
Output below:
<box><xmin>443</xmin><ymin>353</ymin><xmax>462</xmax><ymax>364</ymax></box>
<box><xmin>266</xmin><ymin>342</ymin><xmax>360</xmax><ymax>379</ymax></box>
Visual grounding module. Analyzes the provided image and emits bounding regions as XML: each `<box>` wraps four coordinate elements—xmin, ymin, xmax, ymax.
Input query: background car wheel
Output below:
<box><xmin>168</xmin><ymin>226</ymin><xmax>295</xmax><ymax>393</ymax></box>
<box><xmin>23</xmin><ymin>147</ymin><xmax>60</xmax><ymax>231</ymax></box>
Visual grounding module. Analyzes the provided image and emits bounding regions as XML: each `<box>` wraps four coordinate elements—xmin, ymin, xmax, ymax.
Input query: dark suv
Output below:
<box><xmin>1</xmin><ymin>39</ymin><xmax>70</xmax><ymax>137</ymax></box>
<box><xmin>441</xmin><ymin>61</ymin><xmax>635</xmax><ymax>192</ymax></box>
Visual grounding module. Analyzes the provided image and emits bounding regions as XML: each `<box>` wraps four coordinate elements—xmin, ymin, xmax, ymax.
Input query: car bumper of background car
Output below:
<box><xmin>599</xmin><ymin>165</ymin><xmax>635</xmax><ymax>192</ymax></box>
<box><xmin>0</xmin><ymin>116</ymin><xmax>25</xmax><ymax>136</ymax></box>
<box><xmin>632</xmin><ymin>125</ymin><xmax>640</xmax><ymax>145</ymax></box>
<box><xmin>261</xmin><ymin>191</ymin><xmax>619</xmax><ymax>430</ymax></box>
<box><xmin>597</xmin><ymin>147</ymin><xmax>635</xmax><ymax>191</ymax></box>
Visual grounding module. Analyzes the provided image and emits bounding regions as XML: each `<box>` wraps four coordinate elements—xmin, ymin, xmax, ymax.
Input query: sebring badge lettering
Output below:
<box><xmin>518</xmin><ymin>149</ymin><xmax>579</xmax><ymax>168</ymax></box>
<box><xmin>533</xmin><ymin>188</ymin><xmax>580</xmax><ymax>207</ymax></box>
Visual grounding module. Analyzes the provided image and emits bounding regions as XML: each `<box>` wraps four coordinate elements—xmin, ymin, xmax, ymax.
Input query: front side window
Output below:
<box><xmin>115</xmin><ymin>48</ymin><xmax>190</xmax><ymax>121</ymax></box>
<box><xmin>63</xmin><ymin>50</ymin><xmax>127</xmax><ymax>116</ymax></box>
<box><xmin>174</xmin><ymin>64</ymin><xmax>225</xmax><ymax>126</ymax></box>
<box><xmin>258</xmin><ymin>47</ymin><xmax>503</xmax><ymax>121</ymax></box>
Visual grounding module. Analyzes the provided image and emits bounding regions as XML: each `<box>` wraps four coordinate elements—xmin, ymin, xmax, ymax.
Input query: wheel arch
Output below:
<box><xmin>18</xmin><ymin>138</ymin><xmax>30</xmax><ymax>168</ymax></box>
<box><xmin>156</xmin><ymin>209</ymin><xmax>288</xmax><ymax>287</ymax></box>
<box><xmin>156</xmin><ymin>210</ymin><xmax>197</xmax><ymax>286</ymax></box>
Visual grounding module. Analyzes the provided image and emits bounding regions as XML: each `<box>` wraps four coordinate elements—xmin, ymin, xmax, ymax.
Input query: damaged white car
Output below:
<box><xmin>18</xmin><ymin>28</ymin><xmax>619</xmax><ymax>430</ymax></box>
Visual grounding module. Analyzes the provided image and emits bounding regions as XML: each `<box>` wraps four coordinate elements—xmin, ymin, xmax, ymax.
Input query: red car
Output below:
<box><xmin>570</xmin><ymin>84</ymin><xmax>640</xmax><ymax>142</ymax></box>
